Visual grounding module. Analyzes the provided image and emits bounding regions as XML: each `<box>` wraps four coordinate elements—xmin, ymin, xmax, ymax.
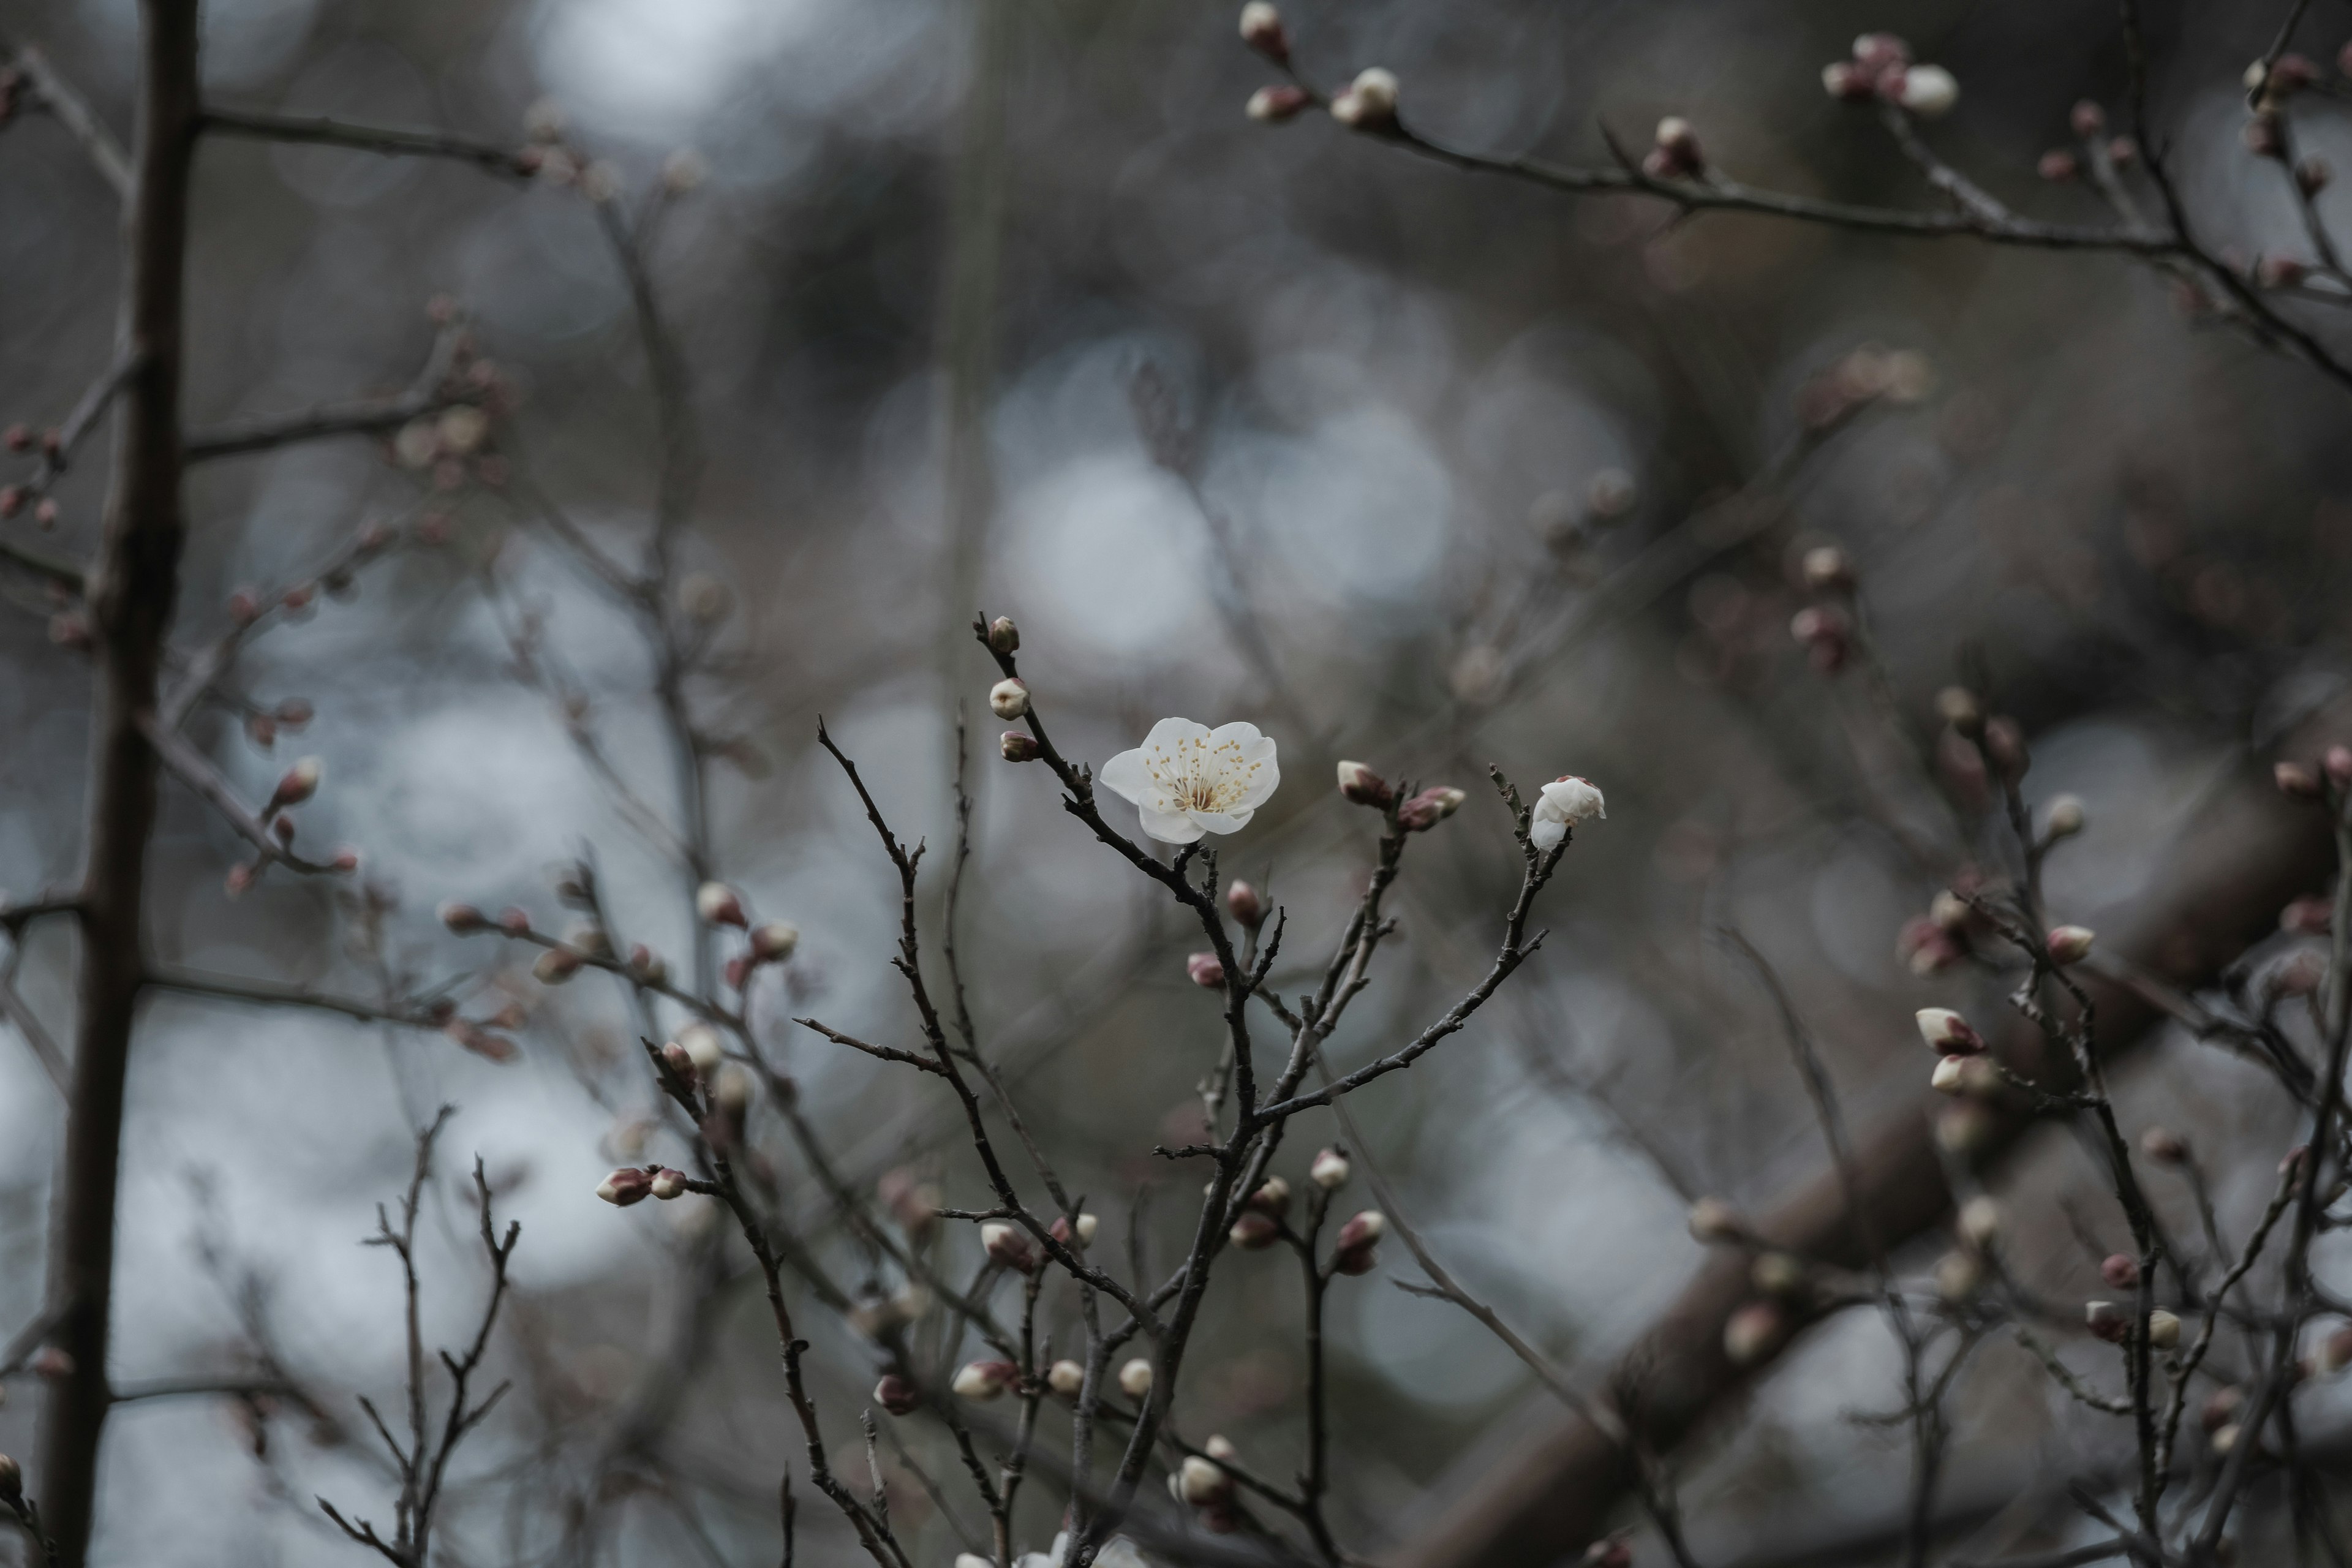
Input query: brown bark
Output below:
<box><xmin>37</xmin><ymin>4</ymin><xmax>198</xmax><ymax>1563</ymax></box>
<box><xmin>1394</xmin><ymin>744</ymin><xmax>2340</xmax><ymax>1568</ymax></box>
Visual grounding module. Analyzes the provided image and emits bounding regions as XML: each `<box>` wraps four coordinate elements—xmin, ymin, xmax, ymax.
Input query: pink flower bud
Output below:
<box><xmin>1246</xmin><ymin>84</ymin><xmax>1310</xmax><ymax>123</ymax></box>
<box><xmin>1187</xmin><ymin>952</ymin><xmax>1226</xmax><ymax>988</ymax></box>
<box><xmin>2141</xmin><ymin>1126</ymin><xmax>2188</xmax><ymax>1164</ymax></box>
<box><xmin>1000</xmin><ymin>730</ymin><xmax>1041</xmax><ymax>761</ymax></box>
<box><xmin>535</xmin><ymin>948</ymin><xmax>582</xmax><ymax>985</ymax></box>
<box><xmin>439</xmin><ymin>901</ymin><xmax>488</xmax><ymax>933</ymax></box>
<box><xmin>2278</xmin><ymin>760</ymin><xmax>2323</xmax><ymax>799</ymax></box>
<box><xmin>982</xmin><ymin>1221</ymin><xmax>1037</xmax><ymax>1274</ymax></box>
<box><xmin>1229</xmin><ymin>1212</ymin><xmax>1280</xmax><ymax>1250</ymax></box>
<box><xmin>598</xmin><ymin>1167</ymin><xmax>655</xmax><ymax>1206</ymax></box>
<box><xmin>1311</xmin><ymin>1147</ymin><xmax>1350</xmax><ymax>1190</ymax></box>
<box><xmin>1822</xmin><ymin>61</ymin><xmax>1874</xmax><ymax>101</ymax></box>
<box><xmin>1722</xmin><ymin>1301</ymin><xmax>1784</xmax><ymax>1365</ymax></box>
<box><xmin>1898</xmin><ymin>916</ymin><xmax>1962</xmax><ymax>975</ymax></box>
<box><xmin>1398</xmin><ymin>785</ymin><xmax>1468</xmax><ymax>831</ymax></box>
<box><xmin>1582</xmin><ymin>1540</ymin><xmax>1632</xmax><ymax>1568</ymax></box>
<box><xmin>270</xmin><ymin>756</ymin><xmax>323</xmax><ymax>809</ymax></box>
<box><xmin>2085</xmin><ymin>1300</ymin><xmax>2128</xmax><ymax>1344</ymax></box>
<box><xmin>649</xmin><ymin>1168</ymin><xmax>690</xmax><ymax>1200</ymax></box>
<box><xmin>660</xmin><ymin>1039</ymin><xmax>698</xmax><ymax>1082</ymax></box>
<box><xmin>875</xmin><ymin>1373</ymin><xmax>920</xmax><ymax>1414</ymax></box>
<box><xmin>2101</xmin><ymin>1254</ymin><xmax>2140</xmax><ymax>1289</ymax></box>
<box><xmin>1332</xmin><ymin>1208</ymin><xmax>1385</xmax><ymax>1274</ymax></box>
<box><xmin>498</xmin><ymin>906</ymin><xmax>532</xmax><ymax>935</ymax></box>
<box><xmin>987</xmin><ymin>677</ymin><xmax>1030</xmax><ymax>720</ymax></box>
<box><xmin>750</xmin><ymin>920</ymin><xmax>800</xmax><ymax>962</ymax></box>
<box><xmin>2037</xmin><ymin>148</ymin><xmax>2079</xmax><ymax>181</ymax></box>
<box><xmin>1916</xmin><ymin>1008</ymin><xmax>1984</xmax><ymax>1054</ymax></box>
<box><xmin>986</xmin><ymin>614</ymin><xmax>1020</xmax><ymax>653</ymax></box>
<box><xmin>1335</xmin><ymin>760</ymin><xmax>1393</xmax><ymax>807</ymax></box>
<box><xmin>2327</xmin><ymin>745</ymin><xmax>2352</xmax><ymax>786</ymax></box>
<box><xmin>1800</xmin><ymin>545</ymin><xmax>1852</xmax><ymax>592</ymax></box>
<box><xmin>1246</xmin><ymin>1176</ymin><xmax>1291</xmax><ymax>1216</ymax></box>
<box><xmin>2070</xmin><ymin>100</ymin><xmax>2105</xmax><ymax>137</ymax></box>
<box><xmin>1982</xmin><ymin>715</ymin><xmax>2028</xmax><ymax>780</ymax></box>
<box><xmin>2046</xmin><ymin>925</ymin><xmax>2095</xmax><ymax>963</ymax></box>
<box><xmin>1226</xmin><ymin>880</ymin><xmax>1265</xmax><ymax>928</ymax></box>
<box><xmin>1642</xmin><ymin>115</ymin><xmax>1702</xmax><ymax>178</ymax></box>
<box><xmin>695</xmin><ymin>882</ymin><xmax>747</xmax><ymax>927</ymax></box>
<box><xmin>1238</xmin><ymin>1</ymin><xmax>1287</xmax><ymax>62</ymax></box>
<box><xmin>628</xmin><ymin>944</ymin><xmax>668</xmax><ymax>983</ymax></box>
<box><xmin>1329</xmin><ymin>67</ymin><xmax>1399</xmax><ymax>130</ymax></box>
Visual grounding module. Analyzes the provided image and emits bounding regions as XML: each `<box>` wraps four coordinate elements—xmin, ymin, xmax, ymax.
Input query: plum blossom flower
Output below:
<box><xmin>1529</xmin><ymin>775</ymin><xmax>1605</xmax><ymax>850</ymax></box>
<box><xmin>1099</xmin><ymin>718</ymin><xmax>1280</xmax><ymax>844</ymax></box>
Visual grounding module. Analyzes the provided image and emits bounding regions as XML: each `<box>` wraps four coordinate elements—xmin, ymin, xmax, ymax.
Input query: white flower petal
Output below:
<box><xmin>1098</xmin><ymin>747</ymin><xmax>1158</xmax><ymax>807</ymax></box>
<box><xmin>1188</xmin><ymin>809</ymin><xmax>1251</xmax><ymax>836</ymax></box>
<box><xmin>1529</xmin><ymin>818</ymin><xmax>1566</xmax><ymax>851</ymax></box>
<box><xmin>1137</xmin><ymin>802</ymin><xmax>1207</xmax><ymax>844</ymax></box>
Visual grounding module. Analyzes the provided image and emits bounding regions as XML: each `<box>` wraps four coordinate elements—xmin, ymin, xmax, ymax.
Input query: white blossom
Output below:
<box><xmin>1529</xmin><ymin>775</ymin><xmax>1605</xmax><ymax>850</ymax></box>
<box><xmin>1099</xmin><ymin>718</ymin><xmax>1280</xmax><ymax>845</ymax></box>
<box><xmin>1899</xmin><ymin>64</ymin><xmax>1959</xmax><ymax>117</ymax></box>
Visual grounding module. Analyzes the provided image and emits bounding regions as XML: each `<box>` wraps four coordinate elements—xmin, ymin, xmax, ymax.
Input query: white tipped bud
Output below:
<box><xmin>751</xmin><ymin>920</ymin><xmax>801</xmax><ymax>962</ymax></box>
<box><xmin>696</xmin><ymin>882</ymin><xmax>747</xmax><ymax>927</ymax></box>
<box><xmin>1336</xmin><ymin>759</ymin><xmax>1392</xmax><ymax>807</ymax></box>
<box><xmin>1310</xmin><ymin>1147</ymin><xmax>1351</xmax><ymax>1189</ymax></box>
<box><xmin>1047</xmin><ymin>1359</ymin><xmax>1086</xmax><ymax>1396</ymax></box>
<box><xmin>1118</xmin><ymin>1357</ymin><xmax>1155</xmax><ymax>1398</ymax></box>
<box><xmin>952</xmin><ymin>1360</ymin><xmax>1017</xmax><ymax>1400</ymax></box>
<box><xmin>712</xmin><ymin>1062</ymin><xmax>753</xmax><ymax>1114</ymax></box>
<box><xmin>1916</xmin><ymin>1008</ymin><xmax>1984</xmax><ymax>1054</ymax></box>
<box><xmin>272</xmin><ymin>756</ymin><xmax>324</xmax><ymax>809</ymax></box>
<box><xmin>982</xmin><ymin>1221</ymin><xmax>1038</xmax><ymax>1274</ymax></box>
<box><xmin>2045</xmin><ymin>794</ymin><xmax>2086</xmax><ymax>838</ymax></box>
<box><xmin>2148</xmin><ymin>1309</ymin><xmax>2181</xmax><ymax>1350</ymax></box>
<box><xmin>1330</xmin><ymin>67</ymin><xmax>1400</xmax><ymax>129</ymax></box>
<box><xmin>1247</xmin><ymin>83</ymin><xmax>1310</xmax><ymax>122</ymax></box>
<box><xmin>2046</xmin><ymin>925</ymin><xmax>2095</xmax><ymax>964</ymax></box>
<box><xmin>1931</xmin><ymin>1055</ymin><xmax>1968</xmax><ymax>1094</ymax></box>
<box><xmin>1687</xmin><ymin>1197</ymin><xmax>1743</xmax><ymax>1243</ymax></box>
<box><xmin>1178</xmin><ymin>1455</ymin><xmax>1233</xmax><ymax>1506</ymax></box>
<box><xmin>988</xmin><ymin>678</ymin><xmax>1031</xmax><ymax>720</ymax></box>
<box><xmin>1076</xmin><ymin>1212</ymin><xmax>1098</xmax><ymax>1243</ymax></box>
<box><xmin>1898</xmin><ymin>64</ymin><xmax>1959</xmax><ymax>118</ymax></box>
<box><xmin>1935</xmin><ymin>1249</ymin><xmax>1983</xmax><ymax>1300</ymax></box>
<box><xmin>650</xmin><ymin>1167</ymin><xmax>690</xmax><ymax>1200</ymax></box>
<box><xmin>598</xmin><ymin>1167</ymin><xmax>654</xmax><ymax>1207</ymax></box>
<box><xmin>1958</xmin><ymin>1196</ymin><xmax>2000</xmax><ymax>1246</ymax></box>
<box><xmin>534</xmin><ymin>948</ymin><xmax>582</xmax><ymax>985</ymax></box>
<box><xmin>1205</xmin><ymin>1434</ymin><xmax>1238</xmax><ymax>1462</ymax></box>
<box><xmin>1722</xmin><ymin>1301</ymin><xmax>1784</xmax><ymax>1365</ymax></box>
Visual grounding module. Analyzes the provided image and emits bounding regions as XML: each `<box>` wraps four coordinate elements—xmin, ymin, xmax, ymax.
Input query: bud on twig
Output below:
<box><xmin>1957</xmin><ymin>1196</ymin><xmax>2000</xmax><ymax>1248</ymax></box>
<box><xmin>952</xmin><ymin>1360</ymin><xmax>1018</xmax><ymax>1400</ymax></box>
<box><xmin>1687</xmin><ymin>1197</ymin><xmax>1742</xmax><ymax>1243</ymax></box>
<box><xmin>1916</xmin><ymin>1008</ymin><xmax>1985</xmax><ymax>1054</ymax></box>
<box><xmin>2046</xmin><ymin>924</ymin><xmax>2095</xmax><ymax>963</ymax></box>
<box><xmin>2101</xmin><ymin>1254</ymin><xmax>2140</xmax><ymax>1289</ymax></box>
<box><xmin>1238</xmin><ymin>1</ymin><xmax>1288</xmax><ymax>63</ymax></box>
<box><xmin>2141</xmin><ymin>1126</ymin><xmax>2188</xmax><ymax>1164</ymax></box>
<box><xmin>1981</xmin><ymin>715</ymin><xmax>2028</xmax><ymax>781</ymax></box>
<box><xmin>986</xmin><ymin>614</ymin><xmax>1020</xmax><ymax>653</ymax></box>
<box><xmin>1333</xmin><ymin>1209</ymin><xmax>1385</xmax><ymax>1273</ymax></box>
<box><xmin>649</xmin><ymin>1168</ymin><xmax>690</xmax><ymax>1200</ymax></box>
<box><xmin>875</xmin><ymin>1373</ymin><xmax>919</xmax><ymax>1414</ymax></box>
<box><xmin>1751</xmin><ymin>1251</ymin><xmax>1807</xmax><ymax>1298</ymax></box>
<box><xmin>1050</xmin><ymin>1212</ymin><xmax>1099</xmax><ymax>1246</ymax></box>
<box><xmin>1642</xmin><ymin>116</ymin><xmax>1703</xmax><ymax>179</ymax></box>
<box><xmin>1723</xmin><ymin>1301</ymin><xmax>1784</xmax><ymax>1365</ymax></box>
<box><xmin>2149</xmin><ymin>1309</ymin><xmax>2180</xmax><ymax>1350</ymax></box>
<box><xmin>989</xmin><ymin>678</ymin><xmax>1031</xmax><ymax>720</ymax></box>
<box><xmin>1336</xmin><ymin>760</ymin><xmax>1393</xmax><ymax>808</ymax></box>
<box><xmin>1248</xmin><ymin>1176</ymin><xmax>1292</xmax><ymax>1216</ymax></box>
<box><xmin>982</xmin><ymin>1221</ymin><xmax>1038</xmax><ymax>1274</ymax></box>
<box><xmin>696</xmin><ymin>882</ymin><xmax>747</xmax><ymax>927</ymax></box>
<box><xmin>1330</xmin><ymin>67</ymin><xmax>1400</xmax><ymax>130</ymax></box>
<box><xmin>2045</xmin><ymin>794</ymin><xmax>2086</xmax><ymax>839</ymax></box>
<box><xmin>1047</xmin><ymin>1360</ymin><xmax>1086</xmax><ymax>1396</ymax></box>
<box><xmin>1247</xmin><ymin>84</ymin><xmax>1311</xmax><ymax>123</ymax></box>
<box><xmin>1179</xmin><ymin>1454</ymin><xmax>1234</xmax><ymax>1506</ymax></box>
<box><xmin>751</xmin><ymin>920</ymin><xmax>800</xmax><ymax>962</ymax></box>
<box><xmin>1397</xmin><ymin>786</ymin><xmax>1467</xmax><ymax>832</ymax></box>
<box><xmin>1187</xmin><ymin>952</ymin><xmax>1226</xmax><ymax>989</ymax></box>
<box><xmin>1118</xmin><ymin>1357</ymin><xmax>1155</xmax><ymax>1398</ymax></box>
<box><xmin>2277</xmin><ymin>760</ymin><xmax>2323</xmax><ymax>799</ymax></box>
<box><xmin>1231</xmin><ymin>1212</ymin><xmax>1280</xmax><ymax>1249</ymax></box>
<box><xmin>2086</xmin><ymin>1300</ymin><xmax>2129</xmax><ymax>1344</ymax></box>
<box><xmin>1897</xmin><ymin>64</ymin><xmax>1959</xmax><ymax>118</ymax></box>
<box><xmin>1001</xmin><ymin>730</ymin><xmax>1041</xmax><ymax>762</ymax></box>
<box><xmin>597</xmin><ymin>1167</ymin><xmax>654</xmax><ymax>1207</ymax></box>
<box><xmin>1310</xmin><ymin>1147</ymin><xmax>1351</xmax><ymax>1190</ymax></box>
<box><xmin>1931</xmin><ymin>1055</ymin><xmax>1969</xmax><ymax>1094</ymax></box>
<box><xmin>659</xmin><ymin>1040</ymin><xmax>698</xmax><ymax>1083</ymax></box>
<box><xmin>534</xmin><ymin>948</ymin><xmax>582</xmax><ymax>985</ymax></box>
<box><xmin>439</xmin><ymin>901</ymin><xmax>488</xmax><ymax>933</ymax></box>
<box><xmin>1226</xmin><ymin>880</ymin><xmax>1265</xmax><ymax>928</ymax></box>
<box><xmin>270</xmin><ymin>756</ymin><xmax>323</xmax><ymax>810</ymax></box>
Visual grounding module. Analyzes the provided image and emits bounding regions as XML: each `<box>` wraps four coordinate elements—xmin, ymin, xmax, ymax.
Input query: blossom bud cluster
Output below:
<box><xmin>1642</xmin><ymin>116</ymin><xmax>1703</xmax><ymax>180</ymax></box>
<box><xmin>1821</xmin><ymin>34</ymin><xmax>1958</xmax><ymax>118</ymax></box>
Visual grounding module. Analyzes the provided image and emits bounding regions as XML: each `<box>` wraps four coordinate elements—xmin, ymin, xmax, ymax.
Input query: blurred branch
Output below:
<box><xmin>198</xmin><ymin>108</ymin><xmax>529</xmax><ymax>179</ymax></box>
<box><xmin>9</xmin><ymin>348</ymin><xmax>143</xmax><ymax>510</ymax></box>
<box><xmin>0</xmin><ymin>960</ymin><xmax>68</xmax><ymax>1092</ymax></box>
<box><xmin>135</xmin><ymin>712</ymin><xmax>345</xmax><ymax>876</ymax></box>
<box><xmin>0</xmin><ymin>39</ymin><xmax>130</xmax><ymax>198</ymax></box>
<box><xmin>143</xmin><ymin>964</ymin><xmax>448</xmax><ymax>1030</ymax></box>
<box><xmin>183</xmin><ymin>320</ymin><xmax>467</xmax><ymax>462</ymax></box>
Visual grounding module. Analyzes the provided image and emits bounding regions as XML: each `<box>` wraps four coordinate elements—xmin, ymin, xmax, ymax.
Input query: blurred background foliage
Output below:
<box><xmin>4</xmin><ymin>0</ymin><xmax>2352</xmax><ymax>1562</ymax></box>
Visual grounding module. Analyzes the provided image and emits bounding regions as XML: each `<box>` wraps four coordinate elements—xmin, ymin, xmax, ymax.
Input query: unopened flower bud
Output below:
<box><xmin>2045</xmin><ymin>794</ymin><xmax>2086</xmax><ymax>839</ymax></box>
<box><xmin>1936</xmin><ymin>1250</ymin><xmax>1984</xmax><ymax>1300</ymax></box>
<box><xmin>952</xmin><ymin>1360</ymin><xmax>1018</xmax><ymax>1400</ymax></box>
<box><xmin>2071</xmin><ymin>99</ymin><xmax>2105</xmax><ymax>137</ymax></box>
<box><xmin>1398</xmin><ymin>785</ymin><xmax>1468</xmax><ymax>831</ymax></box>
<box><xmin>2211</xmin><ymin>1422</ymin><xmax>2242</xmax><ymax>1457</ymax></box>
<box><xmin>2149</xmin><ymin>1309</ymin><xmax>2180</xmax><ymax>1350</ymax></box>
<box><xmin>982</xmin><ymin>1221</ymin><xmax>1037</xmax><ymax>1274</ymax></box>
<box><xmin>669</xmin><ymin>1025</ymin><xmax>720</xmax><ymax>1076</ymax></box>
<box><xmin>711</xmin><ymin>1063</ymin><xmax>753</xmax><ymax>1115</ymax></box>
<box><xmin>1981</xmin><ymin>715</ymin><xmax>2028</xmax><ymax>780</ymax></box>
<box><xmin>988</xmin><ymin>678</ymin><xmax>1030</xmax><ymax>720</ymax></box>
<box><xmin>1179</xmin><ymin>1454</ymin><xmax>1233</xmax><ymax>1506</ymax></box>
<box><xmin>986</xmin><ymin>614</ymin><xmax>1020</xmax><ymax>653</ymax></box>
<box><xmin>498</xmin><ymin>906</ymin><xmax>532</xmax><ymax>935</ymax></box>
<box><xmin>1227</xmin><ymin>880</ymin><xmax>1265</xmax><ymax>928</ymax></box>
<box><xmin>1247</xmin><ymin>1176</ymin><xmax>1292</xmax><ymax>1216</ymax></box>
<box><xmin>1935</xmin><ymin>685</ymin><xmax>1984</xmax><ymax>733</ymax></box>
<box><xmin>2277</xmin><ymin>760</ymin><xmax>2323</xmax><ymax>799</ymax></box>
<box><xmin>2141</xmin><ymin>1126</ymin><xmax>2188</xmax><ymax>1164</ymax></box>
<box><xmin>1186</xmin><ymin>951</ymin><xmax>1226</xmax><ymax>989</ymax></box>
<box><xmin>696</xmin><ymin>882</ymin><xmax>747</xmax><ymax>927</ymax></box>
<box><xmin>2101</xmin><ymin>1253</ymin><xmax>2140</xmax><ymax>1289</ymax></box>
<box><xmin>660</xmin><ymin>1040</ymin><xmax>698</xmax><ymax>1082</ymax></box>
<box><xmin>598</xmin><ymin>1167</ymin><xmax>654</xmax><ymax>1207</ymax></box>
<box><xmin>1751</xmin><ymin>1251</ymin><xmax>1807</xmax><ymax>1297</ymax></box>
<box><xmin>1723</xmin><ymin>1301</ymin><xmax>1784</xmax><ymax>1365</ymax></box>
<box><xmin>751</xmin><ymin>920</ymin><xmax>800</xmax><ymax>962</ymax></box>
<box><xmin>1310</xmin><ymin>1147</ymin><xmax>1351</xmax><ymax>1189</ymax></box>
<box><xmin>1956</xmin><ymin>1196</ymin><xmax>2000</xmax><ymax>1247</ymax></box>
<box><xmin>1898</xmin><ymin>64</ymin><xmax>1959</xmax><ymax>118</ymax></box>
<box><xmin>1330</xmin><ymin>67</ymin><xmax>1399</xmax><ymax>130</ymax></box>
<box><xmin>439</xmin><ymin>901</ymin><xmax>488</xmax><ymax>933</ymax></box>
<box><xmin>1230</xmin><ymin>1212</ymin><xmax>1280</xmax><ymax>1250</ymax></box>
<box><xmin>1237</xmin><ymin>1</ymin><xmax>1287</xmax><ymax>62</ymax></box>
<box><xmin>649</xmin><ymin>1168</ymin><xmax>690</xmax><ymax>1200</ymax></box>
<box><xmin>1001</xmin><ymin>730</ymin><xmax>1041</xmax><ymax>762</ymax></box>
<box><xmin>1049</xmin><ymin>1211</ymin><xmax>1099</xmax><ymax>1248</ymax></box>
<box><xmin>1687</xmin><ymin>1197</ymin><xmax>1742</xmax><ymax>1243</ymax></box>
<box><xmin>1047</xmin><ymin>1359</ymin><xmax>1086</xmax><ymax>1396</ymax></box>
<box><xmin>2086</xmin><ymin>1300</ymin><xmax>2129</xmax><ymax>1343</ymax></box>
<box><xmin>1642</xmin><ymin>115</ymin><xmax>1703</xmax><ymax>179</ymax></box>
<box><xmin>2298</xmin><ymin>156</ymin><xmax>2332</xmax><ymax>197</ymax></box>
<box><xmin>271</xmin><ymin>756</ymin><xmax>323</xmax><ymax>809</ymax></box>
<box><xmin>534</xmin><ymin>948</ymin><xmax>582</xmax><ymax>984</ymax></box>
<box><xmin>1917</xmin><ymin>1008</ymin><xmax>1984</xmax><ymax>1054</ymax></box>
<box><xmin>1800</xmin><ymin>545</ymin><xmax>1852</xmax><ymax>592</ymax></box>
<box><xmin>2047</xmin><ymin>925</ymin><xmax>2095</xmax><ymax>964</ymax></box>
<box><xmin>1118</xmin><ymin>1357</ymin><xmax>1155</xmax><ymax>1398</ymax></box>
<box><xmin>1247</xmin><ymin>84</ymin><xmax>1311</xmax><ymax>123</ymax></box>
<box><xmin>874</xmin><ymin>1373</ymin><xmax>919</xmax><ymax>1414</ymax></box>
<box><xmin>1930</xmin><ymin>1054</ymin><xmax>1969</xmax><ymax>1095</ymax></box>
<box><xmin>1336</xmin><ymin>760</ymin><xmax>1393</xmax><ymax>807</ymax></box>
<box><xmin>1822</xmin><ymin>61</ymin><xmax>1872</xmax><ymax>101</ymax></box>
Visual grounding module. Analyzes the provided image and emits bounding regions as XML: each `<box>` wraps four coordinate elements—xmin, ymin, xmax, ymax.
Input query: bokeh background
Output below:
<box><xmin>5</xmin><ymin>0</ymin><xmax>2352</xmax><ymax>1562</ymax></box>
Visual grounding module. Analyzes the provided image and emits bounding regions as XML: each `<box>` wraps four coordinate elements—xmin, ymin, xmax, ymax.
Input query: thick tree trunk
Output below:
<box><xmin>1395</xmin><ymin>738</ymin><xmax>2340</xmax><ymax>1568</ymax></box>
<box><xmin>37</xmin><ymin>4</ymin><xmax>198</xmax><ymax>1562</ymax></box>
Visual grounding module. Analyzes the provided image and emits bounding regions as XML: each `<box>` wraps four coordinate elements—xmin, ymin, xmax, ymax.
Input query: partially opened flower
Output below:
<box><xmin>1529</xmin><ymin>775</ymin><xmax>1605</xmax><ymax>850</ymax></box>
<box><xmin>1099</xmin><ymin>718</ymin><xmax>1280</xmax><ymax>845</ymax></box>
